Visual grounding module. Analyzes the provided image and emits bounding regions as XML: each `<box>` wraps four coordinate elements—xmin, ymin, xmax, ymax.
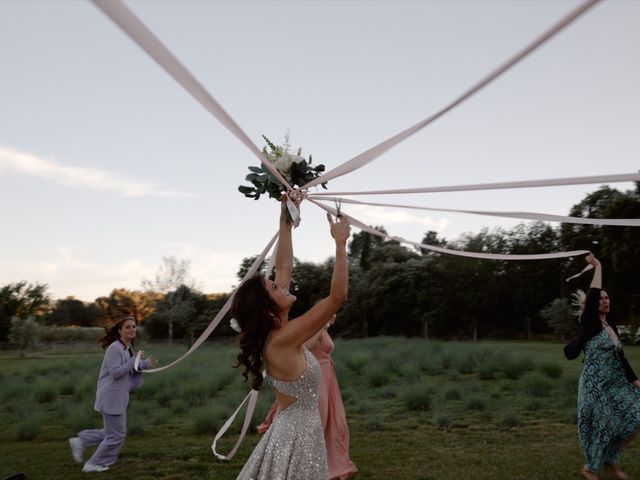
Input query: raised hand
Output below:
<box><xmin>327</xmin><ymin>213</ymin><xmax>351</xmax><ymax>244</ymax></box>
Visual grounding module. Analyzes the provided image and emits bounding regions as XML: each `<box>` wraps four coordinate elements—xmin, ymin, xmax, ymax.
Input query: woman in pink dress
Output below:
<box><xmin>258</xmin><ymin>317</ymin><xmax>357</xmax><ymax>479</ymax></box>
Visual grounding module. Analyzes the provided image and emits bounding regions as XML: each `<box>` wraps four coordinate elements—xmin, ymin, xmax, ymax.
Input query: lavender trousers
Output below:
<box><xmin>77</xmin><ymin>412</ymin><xmax>127</xmax><ymax>467</ymax></box>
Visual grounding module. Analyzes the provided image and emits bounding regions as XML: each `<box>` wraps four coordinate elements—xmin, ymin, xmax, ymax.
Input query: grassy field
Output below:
<box><xmin>1</xmin><ymin>338</ymin><xmax>639</xmax><ymax>479</ymax></box>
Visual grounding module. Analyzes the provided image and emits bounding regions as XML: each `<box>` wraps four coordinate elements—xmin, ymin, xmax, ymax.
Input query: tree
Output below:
<box><xmin>46</xmin><ymin>297</ymin><xmax>103</xmax><ymax>327</ymax></box>
<box><xmin>142</xmin><ymin>256</ymin><xmax>197</xmax><ymax>292</ymax></box>
<box><xmin>94</xmin><ymin>289</ymin><xmax>157</xmax><ymax>326</ymax></box>
<box><xmin>540</xmin><ymin>298</ymin><xmax>577</xmax><ymax>340</ymax></box>
<box><xmin>142</xmin><ymin>256</ymin><xmax>198</xmax><ymax>344</ymax></box>
<box><xmin>144</xmin><ymin>286</ymin><xmax>227</xmax><ymax>345</ymax></box>
<box><xmin>8</xmin><ymin>316</ymin><xmax>41</xmax><ymax>354</ymax></box>
<box><xmin>0</xmin><ymin>281</ymin><xmax>51</xmax><ymax>342</ymax></box>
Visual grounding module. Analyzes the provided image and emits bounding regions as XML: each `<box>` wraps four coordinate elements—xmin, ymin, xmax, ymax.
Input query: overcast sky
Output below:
<box><xmin>1</xmin><ymin>0</ymin><xmax>638</xmax><ymax>301</ymax></box>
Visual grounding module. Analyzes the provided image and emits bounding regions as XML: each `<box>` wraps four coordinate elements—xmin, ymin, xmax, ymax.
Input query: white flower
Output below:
<box><xmin>229</xmin><ymin>318</ymin><xmax>242</xmax><ymax>333</ymax></box>
<box><xmin>273</xmin><ymin>151</ymin><xmax>303</xmax><ymax>176</ymax></box>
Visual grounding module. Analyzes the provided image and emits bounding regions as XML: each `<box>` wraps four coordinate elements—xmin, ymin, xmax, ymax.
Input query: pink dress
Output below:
<box><xmin>257</xmin><ymin>330</ymin><xmax>357</xmax><ymax>479</ymax></box>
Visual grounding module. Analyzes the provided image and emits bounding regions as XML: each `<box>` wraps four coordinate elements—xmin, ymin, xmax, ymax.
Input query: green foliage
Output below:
<box><xmin>522</xmin><ymin>374</ymin><xmax>554</xmax><ymax>398</ymax></box>
<box><xmin>501</xmin><ymin>357</ymin><xmax>535</xmax><ymax>380</ymax></box>
<box><xmin>0</xmin><ymin>281</ymin><xmax>50</xmax><ymax>341</ymax></box>
<box><xmin>33</xmin><ymin>383</ymin><xmax>57</xmax><ymax>403</ymax></box>
<box><xmin>401</xmin><ymin>385</ymin><xmax>432</xmax><ymax>411</ymax></box>
<box><xmin>365</xmin><ymin>366</ymin><xmax>391</xmax><ymax>388</ymax></box>
<box><xmin>15</xmin><ymin>417</ymin><xmax>41</xmax><ymax>441</ymax></box>
<box><xmin>435</xmin><ymin>414</ymin><xmax>453</xmax><ymax>430</ymax></box>
<box><xmin>541</xmin><ymin>298</ymin><xmax>577</xmax><ymax>340</ymax></box>
<box><xmin>539</xmin><ymin>363</ymin><xmax>563</xmax><ymax>379</ymax></box>
<box><xmin>238</xmin><ymin>135</ymin><xmax>326</xmax><ymax>202</ymax></box>
<box><xmin>465</xmin><ymin>397</ymin><xmax>486</xmax><ymax>411</ymax></box>
<box><xmin>8</xmin><ymin>316</ymin><xmax>41</xmax><ymax>352</ymax></box>
<box><xmin>501</xmin><ymin>414</ymin><xmax>522</xmax><ymax>428</ymax></box>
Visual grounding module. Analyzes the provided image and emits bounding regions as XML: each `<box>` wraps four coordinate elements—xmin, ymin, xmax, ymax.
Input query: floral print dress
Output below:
<box><xmin>578</xmin><ymin>328</ymin><xmax>640</xmax><ymax>470</ymax></box>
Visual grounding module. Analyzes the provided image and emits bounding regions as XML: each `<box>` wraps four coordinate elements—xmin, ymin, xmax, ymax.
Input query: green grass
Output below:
<box><xmin>0</xmin><ymin>339</ymin><xmax>639</xmax><ymax>479</ymax></box>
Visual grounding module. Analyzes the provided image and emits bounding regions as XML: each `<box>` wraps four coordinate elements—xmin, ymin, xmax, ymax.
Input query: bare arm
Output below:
<box><xmin>274</xmin><ymin>214</ymin><xmax>350</xmax><ymax>347</ymax></box>
<box><xmin>274</xmin><ymin>198</ymin><xmax>294</xmax><ymax>291</ymax></box>
<box><xmin>586</xmin><ymin>253</ymin><xmax>602</xmax><ymax>289</ymax></box>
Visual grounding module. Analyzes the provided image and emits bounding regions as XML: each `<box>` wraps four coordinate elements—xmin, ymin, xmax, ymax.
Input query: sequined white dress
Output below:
<box><xmin>237</xmin><ymin>348</ymin><xmax>327</xmax><ymax>480</ymax></box>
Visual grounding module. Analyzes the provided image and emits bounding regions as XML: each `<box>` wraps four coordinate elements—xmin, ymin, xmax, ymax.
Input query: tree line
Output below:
<box><xmin>1</xmin><ymin>184</ymin><xmax>639</xmax><ymax>345</ymax></box>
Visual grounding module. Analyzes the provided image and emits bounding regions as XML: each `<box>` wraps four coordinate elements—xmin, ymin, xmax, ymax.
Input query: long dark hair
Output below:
<box><xmin>99</xmin><ymin>316</ymin><xmax>136</xmax><ymax>350</ymax></box>
<box><xmin>232</xmin><ymin>275</ymin><xmax>280</xmax><ymax>390</ymax></box>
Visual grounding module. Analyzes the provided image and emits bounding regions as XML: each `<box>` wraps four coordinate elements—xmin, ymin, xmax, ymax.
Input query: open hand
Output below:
<box><xmin>327</xmin><ymin>213</ymin><xmax>350</xmax><ymax>244</ymax></box>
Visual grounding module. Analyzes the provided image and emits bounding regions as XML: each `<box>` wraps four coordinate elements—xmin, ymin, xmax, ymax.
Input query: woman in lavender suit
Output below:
<box><xmin>68</xmin><ymin>316</ymin><xmax>157</xmax><ymax>473</ymax></box>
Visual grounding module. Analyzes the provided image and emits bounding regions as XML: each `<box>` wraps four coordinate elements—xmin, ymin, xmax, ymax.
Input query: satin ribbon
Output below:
<box><xmin>310</xmin><ymin>196</ymin><xmax>640</xmax><ymax>227</ymax></box>
<box><xmin>92</xmin><ymin>0</ymin><xmax>294</xmax><ymax>196</ymax></box>
<box><xmin>212</xmin><ymin>388</ymin><xmax>259</xmax><ymax>460</ymax></box>
<box><xmin>310</xmin><ymin>199</ymin><xmax>589</xmax><ymax>260</ymax></box>
<box><xmin>310</xmin><ymin>172</ymin><xmax>640</xmax><ymax>197</ymax></box>
<box><xmin>303</xmin><ymin>0</ymin><xmax>600</xmax><ymax>189</ymax></box>
<box><xmin>566</xmin><ymin>264</ymin><xmax>594</xmax><ymax>282</ymax></box>
<box><xmin>134</xmin><ymin>351</ymin><xmax>141</xmax><ymax>372</ymax></box>
<box><xmin>144</xmin><ymin>231</ymin><xmax>279</xmax><ymax>374</ymax></box>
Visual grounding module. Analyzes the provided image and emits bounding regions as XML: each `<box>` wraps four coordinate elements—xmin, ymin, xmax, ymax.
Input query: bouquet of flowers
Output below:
<box><xmin>238</xmin><ymin>134</ymin><xmax>327</xmax><ymax>201</ymax></box>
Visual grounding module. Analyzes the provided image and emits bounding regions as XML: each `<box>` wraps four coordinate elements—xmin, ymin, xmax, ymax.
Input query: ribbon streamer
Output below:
<box><xmin>310</xmin><ymin>196</ymin><xmax>640</xmax><ymax>227</ymax></box>
<box><xmin>212</xmin><ymin>388</ymin><xmax>259</xmax><ymax>460</ymax></box>
<box><xmin>310</xmin><ymin>172</ymin><xmax>640</xmax><ymax>197</ymax></box>
<box><xmin>310</xmin><ymin>199</ymin><xmax>589</xmax><ymax>261</ymax></box>
<box><xmin>144</xmin><ymin>231</ymin><xmax>279</xmax><ymax>374</ymax></box>
<box><xmin>303</xmin><ymin>0</ymin><xmax>600</xmax><ymax>189</ymax></box>
<box><xmin>92</xmin><ymin>0</ymin><xmax>293</xmax><ymax>194</ymax></box>
<box><xmin>566</xmin><ymin>264</ymin><xmax>594</xmax><ymax>282</ymax></box>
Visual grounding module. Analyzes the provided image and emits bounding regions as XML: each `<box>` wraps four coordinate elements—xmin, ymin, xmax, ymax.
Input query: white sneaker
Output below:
<box><xmin>68</xmin><ymin>437</ymin><xmax>84</xmax><ymax>463</ymax></box>
<box><xmin>82</xmin><ymin>463</ymin><xmax>109</xmax><ymax>473</ymax></box>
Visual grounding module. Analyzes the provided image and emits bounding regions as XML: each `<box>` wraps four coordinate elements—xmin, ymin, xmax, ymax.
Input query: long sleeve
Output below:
<box><xmin>105</xmin><ymin>343</ymin><xmax>136</xmax><ymax>380</ymax></box>
<box><xmin>580</xmin><ymin>288</ymin><xmax>602</xmax><ymax>338</ymax></box>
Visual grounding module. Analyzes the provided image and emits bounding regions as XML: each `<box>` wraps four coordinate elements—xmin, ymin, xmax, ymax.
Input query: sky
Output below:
<box><xmin>1</xmin><ymin>0</ymin><xmax>638</xmax><ymax>301</ymax></box>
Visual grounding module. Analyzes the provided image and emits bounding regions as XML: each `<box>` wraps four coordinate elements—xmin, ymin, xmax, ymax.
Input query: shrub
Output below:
<box><xmin>501</xmin><ymin>414</ymin><xmax>522</xmax><ymax>428</ymax></box>
<box><xmin>502</xmin><ymin>358</ymin><xmax>534</xmax><ymax>380</ymax></box>
<box><xmin>182</xmin><ymin>385</ymin><xmax>210</xmax><ymax>408</ymax></box>
<box><xmin>344</xmin><ymin>353</ymin><xmax>369</xmax><ymax>375</ymax></box>
<box><xmin>477</xmin><ymin>364</ymin><xmax>496</xmax><ymax>380</ymax></box>
<box><xmin>127</xmin><ymin>419</ymin><xmax>146</xmax><ymax>436</ymax></box>
<box><xmin>465</xmin><ymin>397</ymin><xmax>486</xmax><ymax>411</ymax></box>
<box><xmin>59</xmin><ymin>381</ymin><xmax>76</xmax><ymax>396</ymax></box>
<box><xmin>524</xmin><ymin>399</ymin><xmax>543</xmax><ymax>411</ymax></box>
<box><xmin>539</xmin><ymin>363</ymin><xmax>563</xmax><ymax>379</ymax></box>
<box><xmin>445</xmin><ymin>388</ymin><xmax>462</xmax><ymax>401</ymax></box>
<box><xmin>366</xmin><ymin>416</ymin><xmax>383</xmax><ymax>432</ymax></box>
<box><xmin>34</xmin><ymin>384</ymin><xmax>57</xmax><ymax>403</ymax></box>
<box><xmin>522</xmin><ymin>374</ymin><xmax>554</xmax><ymax>398</ymax></box>
<box><xmin>16</xmin><ymin>418</ymin><xmax>41</xmax><ymax>441</ymax></box>
<box><xmin>435</xmin><ymin>414</ymin><xmax>453</xmax><ymax>430</ymax></box>
<box><xmin>152</xmin><ymin>412</ymin><xmax>170</xmax><ymax>426</ymax></box>
<box><xmin>8</xmin><ymin>317</ymin><xmax>40</xmax><ymax>352</ymax></box>
<box><xmin>67</xmin><ymin>406</ymin><xmax>99</xmax><ymax>433</ymax></box>
<box><xmin>401</xmin><ymin>385</ymin><xmax>432</xmax><ymax>411</ymax></box>
<box><xmin>192</xmin><ymin>410</ymin><xmax>219</xmax><ymax>435</ymax></box>
<box><xmin>365</xmin><ymin>367</ymin><xmax>391</xmax><ymax>388</ymax></box>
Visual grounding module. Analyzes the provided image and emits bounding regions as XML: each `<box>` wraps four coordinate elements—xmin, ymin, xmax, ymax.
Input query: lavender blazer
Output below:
<box><xmin>94</xmin><ymin>340</ymin><xmax>150</xmax><ymax>415</ymax></box>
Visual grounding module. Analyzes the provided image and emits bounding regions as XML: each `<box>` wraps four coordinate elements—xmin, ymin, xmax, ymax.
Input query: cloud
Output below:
<box><xmin>0</xmin><ymin>146</ymin><xmax>193</xmax><ymax>198</ymax></box>
<box><xmin>346</xmin><ymin>204</ymin><xmax>450</xmax><ymax>233</ymax></box>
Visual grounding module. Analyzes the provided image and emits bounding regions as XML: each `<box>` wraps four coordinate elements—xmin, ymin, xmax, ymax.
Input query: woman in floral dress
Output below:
<box><xmin>564</xmin><ymin>254</ymin><xmax>640</xmax><ymax>480</ymax></box>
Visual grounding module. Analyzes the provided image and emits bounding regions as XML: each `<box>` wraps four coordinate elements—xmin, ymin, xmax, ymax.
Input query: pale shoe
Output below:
<box><xmin>68</xmin><ymin>437</ymin><xmax>84</xmax><ymax>463</ymax></box>
<box><xmin>82</xmin><ymin>463</ymin><xmax>109</xmax><ymax>473</ymax></box>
